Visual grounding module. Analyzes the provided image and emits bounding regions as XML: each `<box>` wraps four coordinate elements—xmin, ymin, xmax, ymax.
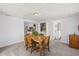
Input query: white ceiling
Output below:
<box><xmin>0</xmin><ymin>3</ymin><xmax>79</xmax><ymax>21</ymax></box>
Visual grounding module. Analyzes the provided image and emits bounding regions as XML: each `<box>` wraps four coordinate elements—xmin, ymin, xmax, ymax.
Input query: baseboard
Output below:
<box><xmin>61</xmin><ymin>41</ymin><xmax>69</xmax><ymax>44</ymax></box>
<box><xmin>0</xmin><ymin>40</ymin><xmax>24</xmax><ymax>48</ymax></box>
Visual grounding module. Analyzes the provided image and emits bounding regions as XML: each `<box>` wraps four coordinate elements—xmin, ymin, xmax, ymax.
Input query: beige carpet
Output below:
<box><xmin>0</xmin><ymin>40</ymin><xmax>79</xmax><ymax>56</ymax></box>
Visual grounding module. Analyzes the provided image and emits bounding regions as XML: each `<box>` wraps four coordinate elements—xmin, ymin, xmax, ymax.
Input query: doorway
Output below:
<box><xmin>53</xmin><ymin>20</ymin><xmax>61</xmax><ymax>40</ymax></box>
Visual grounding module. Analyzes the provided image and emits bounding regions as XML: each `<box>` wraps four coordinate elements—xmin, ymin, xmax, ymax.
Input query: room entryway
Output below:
<box><xmin>53</xmin><ymin>20</ymin><xmax>61</xmax><ymax>40</ymax></box>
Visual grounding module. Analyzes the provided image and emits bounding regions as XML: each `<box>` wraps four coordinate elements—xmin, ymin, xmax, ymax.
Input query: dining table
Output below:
<box><xmin>31</xmin><ymin>35</ymin><xmax>46</xmax><ymax>55</ymax></box>
<box><xmin>24</xmin><ymin>34</ymin><xmax>49</xmax><ymax>55</ymax></box>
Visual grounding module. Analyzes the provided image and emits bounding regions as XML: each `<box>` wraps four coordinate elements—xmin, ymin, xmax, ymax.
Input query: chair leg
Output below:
<box><xmin>25</xmin><ymin>44</ymin><xmax>28</xmax><ymax>50</ymax></box>
<box><xmin>48</xmin><ymin>45</ymin><xmax>50</xmax><ymax>52</ymax></box>
<box><xmin>26</xmin><ymin>47</ymin><xmax>28</xmax><ymax>50</ymax></box>
<box><xmin>48</xmin><ymin>48</ymin><xmax>50</xmax><ymax>52</ymax></box>
<box><xmin>31</xmin><ymin>47</ymin><xmax>33</xmax><ymax>53</ymax></box>
<box><xmin>31</xmin><ymin>45</ymin><xmax>34</xmax><ymax>54</ymax></box>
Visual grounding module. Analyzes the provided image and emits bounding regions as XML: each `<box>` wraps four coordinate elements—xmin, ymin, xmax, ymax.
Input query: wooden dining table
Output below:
<box><xmin>24</xmin><ymin>34</ymin><xmax>49</xmax><ymax>55</ymax></box>
<box><xmin>31</xmin><ymin>35</ymin><xmax>46</xmax><ymax>55</ymax></box>
<box><xmin>32</xmin><ymin>35</ymin><xmax>45</xmax><ymax>44</ymax></box>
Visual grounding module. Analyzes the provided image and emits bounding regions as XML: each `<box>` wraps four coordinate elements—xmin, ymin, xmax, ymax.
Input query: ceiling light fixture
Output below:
<box><xmin>33</xmin><ymin>12</ymin><xmax>40</xmax><ymax>16</ymax></box>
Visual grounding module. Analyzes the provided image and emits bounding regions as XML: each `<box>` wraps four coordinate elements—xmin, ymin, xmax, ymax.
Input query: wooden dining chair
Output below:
<box><xmin>31</xmin><ymin>39</ymin><xmax>39</xmax><ymax>53</ymax></box>
<box><xmin>24</xmin><ymin>35</ymin><xmax>32</xmax><ymax>50</ymax></box>
<box><xmin>38</xmin><ymin>36</ymin><xmax>50</xmax><ymax>56</ymax></box>
<box><xmin>43</xmin><ymin>36</ymin><xmax>50</xmax><ymax>52</ymax></box>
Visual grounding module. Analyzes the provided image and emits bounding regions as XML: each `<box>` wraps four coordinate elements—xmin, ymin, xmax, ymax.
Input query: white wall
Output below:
<box><xmin>0</xmin><ymin>15</ymin><xmax>37</xmax><ymax>48</ymax></box>
<box><xmin>47</xmin><ymin>21</ymin><xmax>54</xmax><ymax>40</ymax></box>
<box><xmin>0</xmin><ymin>15</ymin><xmax>24</xmax><ymax>47</ymax></box>
<box><xmin>47</xmin><ymin>16</ymin><xmax>79</xmax><ymax>44</ymax></box>
<box><xmin>61</xmin><ymin>16</ymin><xmax>79</xmax><ymax>44</ymax></box>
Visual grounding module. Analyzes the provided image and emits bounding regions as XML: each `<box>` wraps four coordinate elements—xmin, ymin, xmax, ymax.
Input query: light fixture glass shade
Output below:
<box><xmin>33</xmin><ymin>12</ymin><xmax>39</xmax><ymax>16</ymax></box>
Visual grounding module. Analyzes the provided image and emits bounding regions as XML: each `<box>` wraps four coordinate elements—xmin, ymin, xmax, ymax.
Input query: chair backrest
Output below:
<box><xmin>31</xmin><ymin>39</ymin><xmax>38</xmax><ymax>47</ymax></box>
<box><xmin>44</xmin><ymin>36</ymin><xmax>50</xmax><ymax>46</ymax></box>
<box><xmin>25</xmin><ymin>35</ymin><xmax>32</xmax><ymax>47</ymax></box>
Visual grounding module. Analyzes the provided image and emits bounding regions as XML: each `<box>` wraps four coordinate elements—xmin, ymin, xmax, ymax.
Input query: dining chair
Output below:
<box><xmin>31</xmin><ymin>39</ymin><xmax>39</xmax><ymax>53</ymax></box>
<box><xmin>38</xmin><ymin>36</ymin><xmax>50</xmax><ymax>56</ymax></box>
<box><xmin>43</xmin><ymin>36</ymin><xmax>50</xmax><ymax>52</ymax></box>
<box><xmin>24</xmin><ymin>35</ymin><xmax>32</xmax><ymax>50</ymax></box>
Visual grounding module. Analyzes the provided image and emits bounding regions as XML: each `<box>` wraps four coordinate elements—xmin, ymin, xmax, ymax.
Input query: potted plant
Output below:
<box><xmin>32</xmin><ymin>31</ymin><xmax>39</xmax><ymax>36</ymax></box>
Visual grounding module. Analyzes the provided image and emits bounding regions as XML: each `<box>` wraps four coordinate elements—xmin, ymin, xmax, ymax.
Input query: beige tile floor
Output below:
<box><xmin>0</xmin><ymin>40</ymin><xmax>79</xmax><ymax>56</ymax></box>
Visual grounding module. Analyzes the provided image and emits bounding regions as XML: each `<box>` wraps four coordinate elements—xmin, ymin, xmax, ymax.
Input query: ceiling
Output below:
<box><xmin>0</xmin><ymin>3</ymin><xmax>79</xmax><ymax>21</ymax></box>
